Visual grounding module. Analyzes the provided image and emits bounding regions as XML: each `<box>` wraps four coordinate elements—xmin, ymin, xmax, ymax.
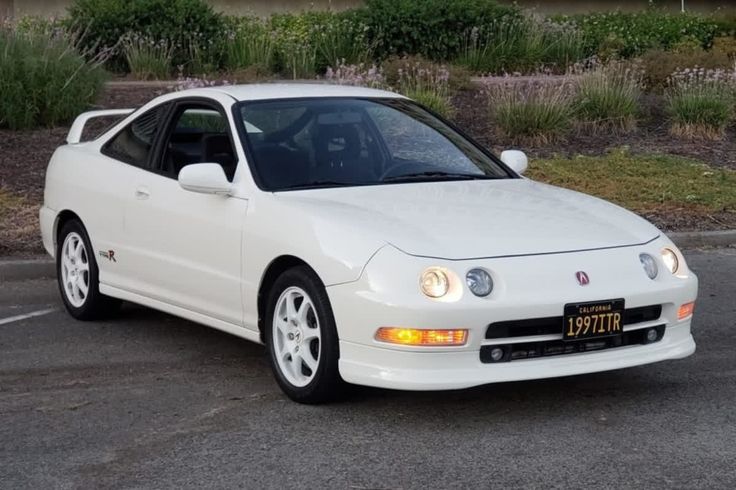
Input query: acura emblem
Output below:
<box><xmin>576</xmin><ymin>271</ymin><xmax>590</xmax><ymax>286</ymax></box>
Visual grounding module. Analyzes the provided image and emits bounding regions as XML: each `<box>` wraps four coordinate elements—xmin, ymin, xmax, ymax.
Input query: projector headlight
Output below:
<box><xmin>639</xmin><ymin>253</ymin><xmax>658</xmax><ymax>280</ymax></box>
<box><xmin>420</xmin><ymin>267</ymin><xmax>450</xmax><ymax>298</ymax></box>
<box><xmin>662</xmin><ymin>248</ymin><xmax>679</xmax><ymax>274</ymax></box>
<box><xmin>466</xmin><ymin>268</ymin><xmax>493</xmax><ymax>297</ymax></box>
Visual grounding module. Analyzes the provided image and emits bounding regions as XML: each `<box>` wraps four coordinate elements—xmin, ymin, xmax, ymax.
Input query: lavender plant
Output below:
<box><xmin>486</xmin><ymin>78</ymin><xmax>575</xmax><ymax>144</ymax></box>
<box><xmin>121</xmin><ymin>33</ymin><xmax>173</xmax><ymax>80</ymax></box>
<box><xmin>573</xmin><ymin>60</ymin><xmax>643</xmax><ymax>133</ymax></box>
<box><xmin>666</xmin><ymin>67</ymin><xmax>736</xmax><ymax>140</ymax></box>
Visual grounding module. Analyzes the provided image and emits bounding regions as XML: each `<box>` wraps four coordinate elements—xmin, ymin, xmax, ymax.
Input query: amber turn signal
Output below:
<box><xmin>678</xmin><ymin>302</ymin><xmax>695</xmax><ymax>320</ymax></box>
<box><xmin>375</xmin><ymin>327</ymin><xmax>468</xmax><ymax>346</ymax></box>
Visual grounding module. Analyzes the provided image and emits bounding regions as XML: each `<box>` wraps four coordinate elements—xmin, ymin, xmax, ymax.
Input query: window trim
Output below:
<box><xmin>100</xmin><ymin>102</ymin><xmax>173</xmax><ymax>170</ymax></box>
<box><xmin>151</xmin><ymin>97</ymin><xmax>240</xmax><ymax>182</ymax></box>
<box><xmin>232</xmin><ymin>96</ymin><xmax>517</xmax><ymax>193</ymax></box>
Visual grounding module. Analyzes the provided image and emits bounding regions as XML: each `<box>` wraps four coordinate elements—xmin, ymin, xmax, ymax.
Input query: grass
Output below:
<box><xmin>0</xmin><ymin>190</ymin><xmax>41</xmax><ymax>256</ymax></box>
<box><xmin>528</xmin><ymin>151</ymin><xmax>736</xmax><ymax>215</ymax></box>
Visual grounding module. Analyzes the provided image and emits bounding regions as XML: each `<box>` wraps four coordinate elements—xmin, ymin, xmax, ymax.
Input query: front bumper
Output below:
<box><xmin>338</xmin><ymin>320</ymin><xmax>694</xmax><ymax>390</ymax></box>
<box><xmin>327</xmin><ymin>240</ymin><xmax>698</xmax><ymax>391</ymax></box>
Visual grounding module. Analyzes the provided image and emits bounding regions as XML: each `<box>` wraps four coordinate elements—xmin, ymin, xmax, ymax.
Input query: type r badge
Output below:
<box><xmin>99</xmin><ymin>250</ymin><xmax>116</xmax><ymax>262</ymax></box>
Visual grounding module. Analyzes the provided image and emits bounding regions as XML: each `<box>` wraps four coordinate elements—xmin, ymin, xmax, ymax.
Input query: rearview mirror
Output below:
<box><xmin>500</xmin><ymin>150</ymin><xmax>528</xmax><ymax>175</ymax></box>
<box><xmin>178</xmin><ymin>163</ymin><xmax>232</xmax><ymax>195</ymax></box>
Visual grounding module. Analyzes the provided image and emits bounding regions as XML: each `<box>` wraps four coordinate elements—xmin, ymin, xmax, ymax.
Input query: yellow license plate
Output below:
<box><xmin>563</xmin><ymin>299</ymin><xmax>625</xmax><ymax>341</ymax></box>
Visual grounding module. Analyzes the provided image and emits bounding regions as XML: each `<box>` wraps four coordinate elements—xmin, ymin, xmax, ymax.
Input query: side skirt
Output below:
<box><xmin>99</xmin><ymin>284</ymin><xmax>263</xmax><ymax>345</ymax></box>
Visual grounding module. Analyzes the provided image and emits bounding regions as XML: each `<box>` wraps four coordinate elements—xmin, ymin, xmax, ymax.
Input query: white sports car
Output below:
<box><xmin>41</xmin><ymin>84</ymin><xmax>697</xmax><ymax>403</ymax></box>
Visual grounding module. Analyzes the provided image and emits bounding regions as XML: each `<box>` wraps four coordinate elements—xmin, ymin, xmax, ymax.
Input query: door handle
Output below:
<box><xmin>135</xmin><ymin>186</ymin><xmax>150</xmax><ymax>200</ymax></box>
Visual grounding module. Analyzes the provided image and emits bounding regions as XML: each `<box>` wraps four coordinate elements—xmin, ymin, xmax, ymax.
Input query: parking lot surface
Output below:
<box><xmin>1</xmin><ymin>248</ymin><xmax>735</xmax><ymax>489</ymax></box>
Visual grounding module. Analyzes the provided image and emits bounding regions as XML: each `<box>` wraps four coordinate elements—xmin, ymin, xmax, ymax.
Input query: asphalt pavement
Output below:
<box><xmin>1</xmin><ymin>248</ymin><xmax>735</xmax><ymax>489</ymax></box>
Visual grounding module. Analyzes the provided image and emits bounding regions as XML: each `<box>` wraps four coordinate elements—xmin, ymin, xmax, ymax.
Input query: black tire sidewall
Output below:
<box><xmin>265</xmin><ymin>266</ymin><xmax>343</xmax><ymax>403</ymax></box>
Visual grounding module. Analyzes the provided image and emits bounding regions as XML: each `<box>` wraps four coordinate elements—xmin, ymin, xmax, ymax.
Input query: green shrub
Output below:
<box><xmin>665</xmin><ymin>68</ymin><xmax>736</xmax><ymax>140</ymax></box>
<box><xmin>573</xmin><ymin>61</ymin><xmax>642</xmax><ymax>133</ymax></box>
<box><xmin>0</xmin><ymin>28</ymin><xmax>107</xmax><ymax>129</ymax></box>
<box><xmin>556</xmin><ymin>9</ymin><xmax>719</xmax><ymax>59</ymax></box>
<box><xmin>487</xmin><ymin>80</ymin><xmax>574</xmax><ymax>144</ymax></box>
<box><xmin>356</xmin><ymin>0</ymin><xmax>520</xmax><ymax>61</ymax></box>
<box><xmin>67</xmin><ymin>0</ymin><xmax>224</xmax><ymax>71</ymax></box>
<box><xmin>121</xmin><ymin>34</ymin><xmax>173</xmax><ymax>80</ymax></box>
<box><xmin>458</xmin><ymin>16</ymin><xmax>584</xmax><ymax>74</ymax></box>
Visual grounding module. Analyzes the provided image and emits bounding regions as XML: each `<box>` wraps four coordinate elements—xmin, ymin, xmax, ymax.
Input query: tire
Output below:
<box><xmin>56</xmin><ymin>219</ymin><xmax>121</xmax><ymax>320</ymax></box>
<box><xmin>265</xmin><ymin>265</ymin><xmax>345</xmax><ymax>404</ymax></box>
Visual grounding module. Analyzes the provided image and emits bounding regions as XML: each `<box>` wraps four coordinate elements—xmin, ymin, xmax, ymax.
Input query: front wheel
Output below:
<box><xmin>265</xmin><ymin>266</ymin><xmax>344</xmax><ymax>403</ymax></box>
<box><xmin>56</xmin><ymin>219</ymin><xmax>120</xmax><ymax>320</ymax></box>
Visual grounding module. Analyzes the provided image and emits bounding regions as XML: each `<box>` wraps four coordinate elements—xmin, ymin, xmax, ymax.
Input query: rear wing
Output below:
<box><xmin>66</xmin><ymin>109</ymin><xmax>135</xmax><ymax>145</ymax></box>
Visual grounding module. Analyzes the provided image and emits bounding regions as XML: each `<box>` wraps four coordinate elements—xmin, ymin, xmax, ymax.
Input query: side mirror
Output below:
<box><xmin>178</xmin><ymin>163</ymin><xmax>232</xmax><ymax>195</ymax></box>
<box><xmin>500</xmin><ymin>150</ymin><xmax>528</xmax><ymax>175</ymax></box>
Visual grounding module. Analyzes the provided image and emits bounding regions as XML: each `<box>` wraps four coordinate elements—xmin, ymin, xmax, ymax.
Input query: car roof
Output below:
<box><xmin>182</xmin><ymin>83</ymin><xmax>405</xmax><ymax>102</ymax></box>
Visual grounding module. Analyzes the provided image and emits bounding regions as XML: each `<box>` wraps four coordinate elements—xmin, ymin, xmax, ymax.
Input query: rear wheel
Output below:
<box><xmin>57</xmin><ymin>219</ymin><xmax>120</xmax><ymax>320</ymax></box>
<box><xmin>265</xmin><ymin>266</ymin><xmax>344</xmax><ymax>403</ymax></box>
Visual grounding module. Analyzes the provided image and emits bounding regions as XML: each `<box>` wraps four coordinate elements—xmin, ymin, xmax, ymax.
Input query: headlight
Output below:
<box><xmin>661</xmin><ymin>248</ymin><xmax>679</xmax><ymax>274</ymax></box>
<box><xmin>639</xmin><ymin>253</ymin><xmax>658</xmax><ymax>279</ymax></box>
<box><xmin>466</xmin><ymin>268</ymin><xmax>493</xmax><ymax>297</ymax></box>
<box><xmin>420</xmin><ymin>267</ymin><xmax>449</xmax><ymax>298</ymax></box>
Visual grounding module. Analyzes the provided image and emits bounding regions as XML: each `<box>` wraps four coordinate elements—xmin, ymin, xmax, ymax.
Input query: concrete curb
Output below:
<box><xmin>0</xmin><ymin>230</ymin><xmax>733</xmax><ymax>282</ymax></box>
<box><xmin>668</xmin><ymin>230</ymin><xmax>736</xmax><ymax>250</ymax></box>
<box><xmin>0</xmin><ymin>258</ymin><xmax>56</xmax><ymax>282</ymax></box>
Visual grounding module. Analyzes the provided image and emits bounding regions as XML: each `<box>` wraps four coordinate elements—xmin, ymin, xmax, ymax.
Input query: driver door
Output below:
<box><xmin>123</xmin><ymin>97</ymin><xmax>247</xmax><ymax>326</ymax></box>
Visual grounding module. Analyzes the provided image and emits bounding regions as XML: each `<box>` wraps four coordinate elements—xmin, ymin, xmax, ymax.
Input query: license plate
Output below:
<box><xmin>563</xmin><ymin>299</ymin><xmax>625</xmax><ymax>341</ymax></box>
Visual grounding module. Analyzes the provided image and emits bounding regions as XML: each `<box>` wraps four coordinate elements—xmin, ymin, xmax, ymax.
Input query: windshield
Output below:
<box><xmin>236</xmin><ymin>97</ymin><xmax>513</xmax><ymax>191</ymax></box>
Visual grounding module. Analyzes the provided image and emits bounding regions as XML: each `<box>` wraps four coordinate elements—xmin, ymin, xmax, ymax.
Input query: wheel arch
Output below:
<box><xmin>54</xmin><ymin>210</ymin><xmax>84</xmax><ymax>252</ymax></box>
<box><xmin>257</xmin><ymin>255</ymin><xmax>324</xmax><ymax>343</ymax></box>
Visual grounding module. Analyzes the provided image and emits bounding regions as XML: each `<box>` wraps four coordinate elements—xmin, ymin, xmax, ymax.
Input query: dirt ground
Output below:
<box><xmin>1</xmin><ymin>83</ymin><xmax>735</xmax><ymax>256</ymax></box>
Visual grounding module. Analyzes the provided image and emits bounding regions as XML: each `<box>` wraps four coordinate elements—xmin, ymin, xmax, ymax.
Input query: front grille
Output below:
<box><xmin>485</xmin><ymin>304</ymin><xmax>662</xmax><ymax>339</ymax></box>
<box><xmin>480</xmin><ymin>325</ymin><xmax>666</xmax><ymax>363</ymax></box>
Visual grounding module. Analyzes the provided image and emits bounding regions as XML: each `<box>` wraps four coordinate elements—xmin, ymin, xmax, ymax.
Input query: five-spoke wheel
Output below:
<box><xmin>56</xmin><ymin>219</ymin><xmax>120</xmax><ymax>320</ymax></box>
<box><xmin>265</xmin><ymin>266</ymin><xmax>344</xmax><ymax>403</ymax></box>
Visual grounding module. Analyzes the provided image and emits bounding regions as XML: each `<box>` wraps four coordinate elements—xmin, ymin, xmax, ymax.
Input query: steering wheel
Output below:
<box><xmin>379</xmin><ymin>161</ymin><xmax>427</xmax><ymax>181</ymax></box>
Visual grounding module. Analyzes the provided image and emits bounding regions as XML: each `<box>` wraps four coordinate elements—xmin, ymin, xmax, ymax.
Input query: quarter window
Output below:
<box><xmin>103</xmin><ymin>103</ymin><xmax>170</xmax><ymax>168</ymax></box>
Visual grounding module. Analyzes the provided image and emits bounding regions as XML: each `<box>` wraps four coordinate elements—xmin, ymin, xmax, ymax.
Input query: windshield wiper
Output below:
<box><xmin>277</xmin><ymin>180</ymin><xmax>357</xmax><ymax>191</ymax></box>
<box><xmin>382</xmin><ymin>171</ymin><xmax>499</xmax><ymax>182</ymax></box>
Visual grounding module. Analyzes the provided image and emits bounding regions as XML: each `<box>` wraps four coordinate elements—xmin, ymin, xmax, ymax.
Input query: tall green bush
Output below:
<box><xmin>556</xmin><ymin>9</ymin><xmax>719</xmax><ymax>59</ymax></box>
<box><xmin>0</xmin><ymin>28</ymin><xmax>107</xmax><ymax>130</ymax></box>
<box><xmin>356</xmin><ymin>0</ymin><xmax>520</xmax><ymax>61</ymax></box>
<box><xmin>67</xmin><ymin>0</ymin><xmax>224</xmax><ymax>70</ymax></box>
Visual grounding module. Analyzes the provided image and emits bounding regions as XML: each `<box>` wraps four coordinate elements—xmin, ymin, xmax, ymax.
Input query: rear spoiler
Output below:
<box><xmin>66</xmin><ymin>108</ymin><xmax>135</xmax><ymax>144</ymax></box>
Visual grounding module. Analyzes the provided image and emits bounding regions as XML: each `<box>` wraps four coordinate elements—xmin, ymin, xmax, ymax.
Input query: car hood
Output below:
<box><xmin>276</xmin><ymin>179</ymin><xmax>660</xmax><ymax>260</ymax></box>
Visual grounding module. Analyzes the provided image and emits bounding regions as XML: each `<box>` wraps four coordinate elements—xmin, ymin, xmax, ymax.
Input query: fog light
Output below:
<box><xmin>375</xmin><ymin>327</ymin><xmax>468</xmax><ymax>346</ymax></box>
<box><xmin>678</xmin><ymin>302</ymin><xmax>695</xmax><ymax>320</ymax></box>
<box><xmin>646</xmin><ymin>328</ymin><xmax>658</xmax><ymax>343</ymax></box>
<box><xmin>490</xmin><ymin>347</ymin><xmax>505</xmax><ymax>362</ymax></box>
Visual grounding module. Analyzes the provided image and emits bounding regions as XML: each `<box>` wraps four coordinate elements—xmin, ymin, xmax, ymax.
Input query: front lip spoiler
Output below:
<box><xmin>389</xmin><ymin>235</ymin><xmax>661</xmax><ymax>262</ymax></box>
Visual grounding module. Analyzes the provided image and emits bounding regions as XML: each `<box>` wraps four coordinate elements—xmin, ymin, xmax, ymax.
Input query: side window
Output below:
<box><xmin>160</xmin><ymin>105</ymin><xmax>237</xmax><ymax>181</ymax></box>
<box><xmin>102</xmin><ymin>103</ymin><xmax>169</xmax><ymax>168</ymax></box>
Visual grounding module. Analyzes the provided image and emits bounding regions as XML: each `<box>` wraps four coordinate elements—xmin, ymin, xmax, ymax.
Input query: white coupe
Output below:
<box><xmin>41</xmin><ymin>84</ymin><xmax>698</xmax><ymax>403</ymax></box>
